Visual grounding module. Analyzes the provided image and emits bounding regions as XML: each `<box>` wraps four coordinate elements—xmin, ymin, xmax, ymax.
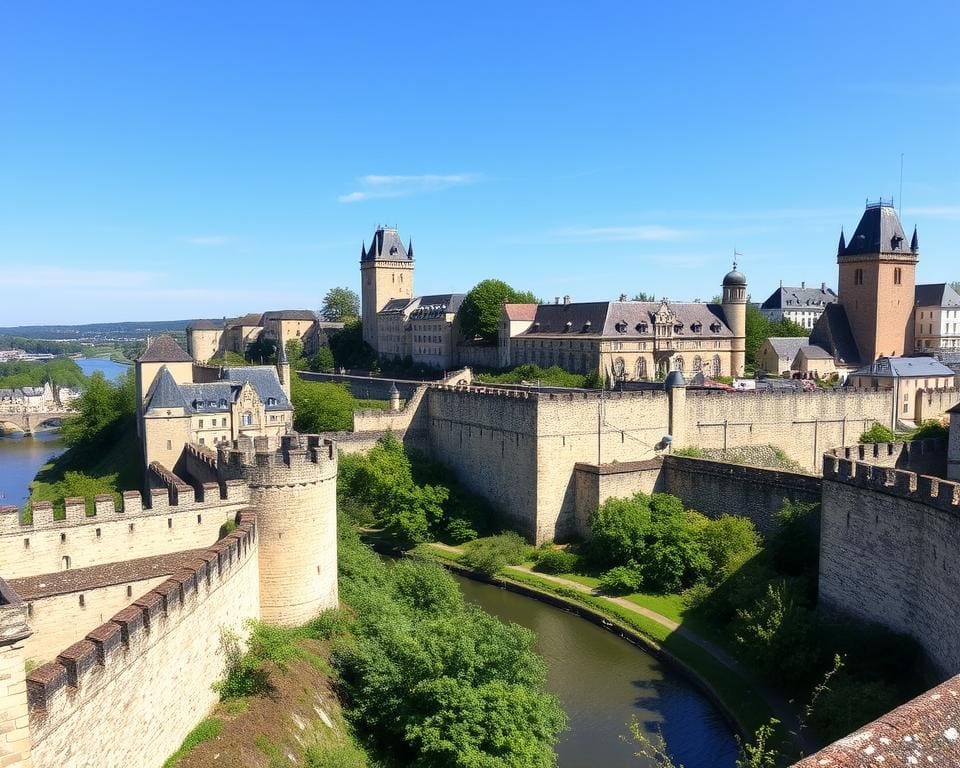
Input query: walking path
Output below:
<box><xmin>423</xmin><ymin>542</ymin><xmax>816</xmax><ymax>756</ymax></box>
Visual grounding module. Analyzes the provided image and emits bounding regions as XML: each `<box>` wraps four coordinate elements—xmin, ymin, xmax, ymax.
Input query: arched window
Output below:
<box><xmin>712</xmin><ymin>355</ymin><xmax>722</xmax><ymax>376</ymax></box>
<box><xmin>673</xmin><ymin>356</ymin><xmax>684</xmax><ymax>372</ymax></box>
<box><xmin>636</xmin><ymin>358</ymin><xmax>647</xmax><ymax>380</ymax></box>
<box><xmin>692</xmin><ymin>355</ymin><xmax>703</xmax><ymax>372</ymax></box>
<box><xmin>61</xmin><ymin>555</ymin><xmax>71</xmax><ymax>571</ymax></box>
<box><xmin>242</xmin><ymin>411</ymin><xmax>253</xmax><ymax>426</ymax></box>
<box><xmin>613</xmin><ymin>357</ymin><xmax>625</xmax><ymax>380</ymax></box>
<box><xmin>657</xmin><ymin>359</ymin><xmax>669</xmax><ymax>379</ymax></box>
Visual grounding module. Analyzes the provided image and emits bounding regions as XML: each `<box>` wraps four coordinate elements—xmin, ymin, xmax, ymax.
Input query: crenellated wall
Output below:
<box><xmin>0</xmin><ymin>482</ymin><xmax>248</xmax><ymax>580</ymax></box>
<box><xmin>819</xmin><ymin>440</ymin><xmax>960</xmax><ymax>677</ymax></box>
<box><xmin>26</xmin><ymin>515</ymin><xmax>260</xmax><ymax>768</ymax></box>
<box><xmin>915</xmin><ymin>387</ymin><xmax>960</xmax><ymax>423</ymax></box>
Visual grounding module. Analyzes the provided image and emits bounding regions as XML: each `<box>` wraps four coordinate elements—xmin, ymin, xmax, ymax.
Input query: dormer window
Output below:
<box><xmin>891</xmin><ymin>235</ymin><xmax>903</xmax><ymax>251</ymax></box>
<box><xmin>614</xmin><ymin>321</ymin><xmax>626</xmax><ymax>333</ymax></box>
<box><xmin>194</xmin><ymin>400</ymin><xmax>203</xmax><ymax>410</ymax></box>
<box><xmin>710</xmin><ymin>322</ymin><xmax>721</xmax><ymax>333</ymax></box>
<box><xmin>564</xmin><ymin>321</ymin><xmax>572</xmax><ymax>331</ymax></box>
<box><xmin>266</xmin><ymin>397</ymin><xmax>278</xmax><ymax>407</ymax></box>
<box><xmin>637</xmin><ymin>322</ymin><xmax>648</xmax><ymax>333</ymax></box>
<box><xmin>674</xmin><ymin>324</ymin><xmax>683</xmax><ymax>333</ymax></box>
<box><xmin>583</xmin><ymin>321</ymin><xmax>592</xmax><ymax>332</ymax></box>
<box><xmin>691</xmin><ymin>322</ymin><xmax>702</xmax><ymax>333</ymax></box>
<box><xmin>219</xmin><ymin>399</ymin><xmax>228</xmax><ymax>408</ymax></box>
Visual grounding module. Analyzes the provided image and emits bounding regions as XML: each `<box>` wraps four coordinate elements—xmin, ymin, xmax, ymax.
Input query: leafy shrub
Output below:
<box><xmin>598</xmin><ymin>564</ymin><xmax>644</xmax><ymax>594</ymax></box>
<box><xmin>533</xmin><ymin>549</ymin><xmax>582</xmax><ymax>574</ymax></box>
<box><xmin>461</xmin><ymin>532</ymin><xmax>531</xmax><ymax>576</ymax></box>
<box><xmin>858</xmin><ymin>422</ymin><xmax>895</xmax><ymax>444</ymax></box>
<box><xmin>215</xmin><ymin>629</ymin><xmax>270</xmax><ymax>699</ymax></box>
<box><xmin>911</xmin><ymin>419</ymin><xmax>948</xmax><ymax>440</ymax></box>
<box><xmin>769</xmin><ymin>500</ymin><xmax>819</xmax><ymax>576</ymax></box>
<box><xmin>805</xmin><ymin>671</ymin><xmax>902</xmax><ymax>743</ymax></box>
<box><xmin>218</xmin><ymin>519</ymin><xmax>237</xmax><ymax>539</ymax></box>
<box><xmin>700</xmin><ymin>515</ymin><xmax>760</xmax><ymax>584</ymax></box>
<box><xmin>304</xmin><ymin>743</ymin><xmax>368</xmax><ymax>768</ymax></box>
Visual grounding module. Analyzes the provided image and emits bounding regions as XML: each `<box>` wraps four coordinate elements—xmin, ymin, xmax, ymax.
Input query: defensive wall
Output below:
<box><xmin>0</xmin><ymin>481</ymin><xmax>247</xmax><ymax>580</ymax></box>
<box><xmin>25</xmin><ymin>514</ymin><xmax>260</xmax><ymax>768</ymax></box>
<box><xmin>819</xmin><ymin>439</ymin><xmax>960</xmax><ymax>678</ymax></box>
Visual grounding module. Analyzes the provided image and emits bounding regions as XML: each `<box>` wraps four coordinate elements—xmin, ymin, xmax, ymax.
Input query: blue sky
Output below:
<box><xmin>2</xmin><ymin>1</ymin><xmax>958</xmax><ymax>325</ymax></box>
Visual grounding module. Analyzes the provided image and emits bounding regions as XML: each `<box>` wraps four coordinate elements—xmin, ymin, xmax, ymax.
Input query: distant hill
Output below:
<box><xmin>0</xmin><ymin>320</ymin><xmax>194</xmax><ymax>342</ymax></box>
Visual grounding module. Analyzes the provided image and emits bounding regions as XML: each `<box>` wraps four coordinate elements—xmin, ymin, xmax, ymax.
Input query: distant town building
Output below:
<box><xmin>846</xmin><ymin>356</ymin><xmax>956</xmax><ymax>422</ymax></box>
<box><xmin>756</xmin><ymin>337</ymin><xmax>807</xmax><ymax>376</ymax></box>
<box><xmin>914</xmin><ymin>283</ymin><xmax>960</xmax><ymax>352</ymax></box>
<box><xmin>759</xmin><ymin>282</ymin><xmax>837</xmax><ymax>329</ymax></box>
<box><xmin>186</xmin><ymin>312</ymin><xmax>344</xmax><ymax>363</ymax></box>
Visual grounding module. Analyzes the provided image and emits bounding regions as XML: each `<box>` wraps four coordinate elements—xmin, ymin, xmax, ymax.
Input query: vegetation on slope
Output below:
<box><xmin>475</xmin><ymin>364</ymin><xmax>603</xmax><ymax>389</ymax></box>
<box><xmin>0</xmin><ymin>358</ymin><xmax>89</xmax><ymax>389</ymax></box>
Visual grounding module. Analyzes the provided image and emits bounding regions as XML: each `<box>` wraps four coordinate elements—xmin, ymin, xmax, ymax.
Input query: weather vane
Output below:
<box><xmin>733</xmin><ymin>249</ymin><xmax>742</xmax><ymax>270</ymax></box>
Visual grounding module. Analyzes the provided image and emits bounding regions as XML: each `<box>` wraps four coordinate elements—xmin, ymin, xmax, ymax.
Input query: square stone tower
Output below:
<box><xmin>360</xmin><ymin>227</ymin><xmax>414</xmax><ymax>352</ymax></box>
<box><xmin>837</xmin><ymin>200</ymin><xmax>918</xmax><ymax>363</ymax></box>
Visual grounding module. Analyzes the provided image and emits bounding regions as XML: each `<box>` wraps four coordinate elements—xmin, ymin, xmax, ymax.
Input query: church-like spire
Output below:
<box><xmin>910</xmin><ymin>225</ymin><xmax>919</xmax><ymax>253</ymax></box>
<box><xmin>407</xmin><ymin>238</ymin><xmax>414</xmax><ymax>260</ymax></box>
<box><xmin>838</xmin><ymin>229</ymin><xmax>846</xmax><ymax>256</ymax></box>
<box><xmin>360</xmin><ymin>241</ymin><xmax>366</xmax><ymax>260</ymax></box>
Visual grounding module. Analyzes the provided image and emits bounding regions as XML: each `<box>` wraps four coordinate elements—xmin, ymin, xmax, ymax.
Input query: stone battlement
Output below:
<box><xmin>25</xmin><ymin>512</ymin><xmax>257</xmax><ymax>714</ymax></box>
<box><xmin>428</xmin><ymin>383</ymin><xmax>667</xmax><ymax>402</ymax></box>
<box><xmin>217</xmin><ymin>433</ymin><xmax>336</xmax><ymax>474</ymax></box>
<box><xmin>822</xmin><ymin>440</ymin><xmax>959</xmax><ymax>514</ymax></box>
<box><xmin>0</xmin><ymin>479</ymin><xmax>249</xmax><ymax>535</ymax></box>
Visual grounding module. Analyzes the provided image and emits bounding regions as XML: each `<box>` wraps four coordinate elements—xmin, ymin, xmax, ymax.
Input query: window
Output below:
<box><xmin>712</xmin><ymin>355</ymin><xmax>722</xmax><ymax>376</ymax></box>
<box><xmin>854</xmin><ymin>268</ymin><xmax>864</xmax><ymax>286</ymax></box>
<box><xmin>199</xmin><ymin>437</ymin><xmax>205</xmax><ymax>445</ymax></box>
<box><xmin>222</xmin><ymin>418</ymin><xmax>227</xmax><ymax>427</ymax></box>
<box><xmin>636</xmin><ymin>358</ymin><xmax>647</xmax><ymax>379</ymax></box>
<box><xmin>242</xmin><ymin>412</ymin><xmax>253</xmax><ymax>426</ymax></box>
<box><xmin>60</xmin><ymin>532</ymin><xmax>66</xmax><ymax>543</ymax></box>
<box><xmin>894</xmin><ymin>268</ymin><xmax>902</xmax><ymax>285</ymax></box>
<box><xmin>198</xmin><ymin>419</ymin><xmax>204</xmax><ymax>428</ymax></box>
<box><xmin>167</xmin><ymin>518</ymin><xmax>173</xmax><ymax>529</ymax></box>
<box><xmin>62</xmin><ymin>556</ymin><xmax>71</xmax><ymax>571</ymax></box>
<box><xmin>96</xmin><ymin>528</ymin><xmax>101</xmax><ymax>538</ymax></box>
<box><xmin>166</xmin><ymin>440</ymin><xmax>172</xmax><ymax>450</ymax></box>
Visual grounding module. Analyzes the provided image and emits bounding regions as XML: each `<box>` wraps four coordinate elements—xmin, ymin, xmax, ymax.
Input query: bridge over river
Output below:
<box><xmin>0</xmin><ymin>410</ymin><xmax>71</xmax><ymax>435</ymax></box>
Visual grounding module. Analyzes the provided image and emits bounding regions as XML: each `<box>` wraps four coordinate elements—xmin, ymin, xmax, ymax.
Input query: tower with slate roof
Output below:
<box><xmin>360</xmin><ymin>227</ymin><xmax>414</xmax><ymax>351</ymax></box>
<box><xmin>837</xmin><ymin>200</ymin><xmax>918</xmax><ymax>362</ymax></box>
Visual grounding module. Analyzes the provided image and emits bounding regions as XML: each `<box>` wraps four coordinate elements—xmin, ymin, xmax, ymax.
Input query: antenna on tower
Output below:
<box><xmin>733</xmin><ymin>248</ymin><xmax>742</xmax><ymax>270</ymax></box>
<box><xmin>898</xmin><ymin>153</ymin><xmax>904</xmax><ymax>218</ymax></box>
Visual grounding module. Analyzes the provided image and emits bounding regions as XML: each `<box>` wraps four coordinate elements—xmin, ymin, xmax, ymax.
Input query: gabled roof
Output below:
<box><xmin>851</xmin><ymin>356</ymin><xmax>955</xmax><ymax>378</ymax></box>
<box><xmin>224</xmin><ymin>313</ymin><xmax>263</xmax><ymax>329</ymax></box>
<box><xmin>409</xmin><ymin>294</ymin><xmax>465</xmax><ymax>319</ymax></box>
<box><xmin>361</xmin><ymin>227</ymin><xmax>412</xmax><ymax>262</ymax></box>
<box><xmin>145</xmin><ymin>366</ymin><xmax>190</xmax><ymax>411</ymax></box>
<box><xmin>221</xmin><ymin>367</ymin><xmax>291</xmax><ymax>410</ymax></box>
<box><xmin>504</xmin><ymin>303</ymin><xmax>538</xmax><ymax>322</ymax></box>
<box><xmin>947</xmin><ymin>402</ymin><xmax>960</xmax><ymax>414</ymax></box>
<box><xmin>519</xmin><ymin>300</ymin><xmax>732</xmax><ymax>339</ymax></box>
<box><xmin>840</xmin><ymin>202</ymin><xmax>914</xmax><ymax>257</ymax></box>
<box><xmin>261</xmin><ymin>310</ymin><xmax>317</xmax><ymax>322</ymax></box>
<box><xmin>137</xmin><ymin>335</ymin><xmax>193</xmax><ymax>363</ymax></box>
<box><xmin>760</xmin><ymin>285</ymin><xmax>838</xmax><ymax>311</ymax></box>
<box><xmin>379</xmin><ymin>298</ymin><xmax>418</xmax><ymax>315</ymax></box>
<box><xmin>808</xmin><ymin>304</ymin><xmax>861</xmax><ymax>366</ymax></box>
<box><xmin>795</xmin><ymin>345</ymin><xmax>833</xmax><ymax>361</ymax></box>
<box><xmin>915</xmin><ymin>283</ymin><xmax>960</xmax><ymax>308</ymax></box>
<box><xmin>763</xmin><ymin>337</ymin><xmax>807</xmax><ymax>360</ymax></box>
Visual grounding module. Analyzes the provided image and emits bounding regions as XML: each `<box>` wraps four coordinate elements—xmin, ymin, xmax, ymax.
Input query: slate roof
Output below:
<box><xmin>795</xmin><ymin>345</ymin><xmax>834</xmax><ymax>360</ymax></box>
<box><xmin>262</xmin><ymin>310</ymin><xmax>317</xmax><ymax>322</ymax></box>
<box><xmin>760</xmin><ymin>285</ymin><xmax>838</xmax><ymax>311</ymax></box>
<box><xmin>410</xmin><ymin>294</ymin><xmax>465</xmax><ymax>319</ymax></box>
<box><xmin>380</xmin><ymin>298</ymin><xmax>417</xmax><ymax>315</ymax></box>
<box><xmin>519</xmin><ymin>301</ymin><xmax>732</xmax><ymax>339</ymax></box>
<box><xmin>504</xmin><ymin>304</ymin><xmax>538</xmax><ymax>321</ymax></box>
<box><xmin>178</xmin><ymin>383</ymin><xmax>235</xmax><ymax>412</ymax></box>
<box><xmin>224</xmin><ymin>313</ymin><xmax>263</xmax><ymax>329</ymax></box>
<box><xmin>851</xmin><ymin>356</ymin><xmax>955</xmax><ymax>379</ymax></box>
<box><xmin>808</xmin><ymin>304</ymin><xmax>861</xmax><ymax>366</ymax></box>
<box><xmin>947</xmin><ymin>402</ymin><xmax>960</xmax><ymax>414</ymax></box>
<box><xmin>145</xmin><ymin>366</ymin><xmax>190</xmax><ymax>411</ymax></box>
<box><xmin>915</xmin><ymin>283</ymin><xmax>960</xmax><ymax>308</ymax></box>
<box><xmin>186</xmin><ymin>319</ymin><xmax>222</xmax><ymax>331</ymax></box>
<box><xmin>840</xmin><ymin>202</ymin><xmax>914</xmax><ymax>257</ymax></box>
<box><xmin>221</xmin><ymin>367</ymin><xmax>291</xmax><ymax>410</ymax></box>
<box><xmin>137</xmin><ymin>335</ymin><xmax>193</xmax><ymax>363</ymax></box>
<box><xmin>361</xmin><ymin>227</ymin><xmax>412</xmax><ymax>262</ymax></box>
<box><xmin>763</xmin><ymin>337</ymin><xmax>807</xmax><ymax>360</ymax></box>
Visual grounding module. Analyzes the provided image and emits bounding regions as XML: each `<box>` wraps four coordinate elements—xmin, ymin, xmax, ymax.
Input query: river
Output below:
<box><xmin>0</xmin><ymin>358</ymin><xmax>128</xmax><ymax>507</ymax></box>
<box><xmin>454</xmin><ymin>574</ymin><xmax>738</xmax><ymax>768</ymax></box>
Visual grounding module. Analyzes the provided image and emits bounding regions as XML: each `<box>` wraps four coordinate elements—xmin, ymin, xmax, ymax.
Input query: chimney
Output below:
<box><xmin>555</xmin><ymin>297</ymin><xmax>560</xmax><ymax>305</ymax></box>
<box><xmin>801</xmin><ymin>281</ymin><xmax>805</xmax><ymax>289</ymax></box>
<box><xmin>821</xmin><ymin>282</ymin><xmax>826</xmax><ymax>291</ymax></box>
<box><xmin>563</xmin><ymin>295</ymin><xmax>571</xmax><ymax>305</ymax></box>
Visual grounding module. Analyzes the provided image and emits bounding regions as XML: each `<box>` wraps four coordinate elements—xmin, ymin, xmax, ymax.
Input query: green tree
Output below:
<box><xmin>858</xmin><ymin>422</ymin><xmax>895</xmax><ymax>444</ymax></box>
<box><xmin>61</xmin><ymin>371</ymin><xmax>135</xmax><ymax>449</ymax></box>
<box><xmin>461</xmin><ymin>532</ymin><xmax>531</xmax><ymax>576</ymax></box>
<box><xmin>291</xmin><ymin>378</ymin><xmax>356</xmax><ymax>432</ymax></box>
<box><xmin>329</xmin><ymin>320</ymin><xmax>376</xmax><ymax>370</ymax></box>
<box><xmin>632</xmin><ymin>292</ymin><xmax>657</xmax><ymax>302</ymax></box>
<box><xmin>309</xmin><ymin>346</ymin><xmax>336</xmax><ymax>373</ymax></box>
<box><xmin>699</xmin><ymin>515</ymin><xmax>761</xmax><ymax>585</ymax></box>
<box><xmin>322</xmin><ymin>287</ymin><xmax>360</xmax><ymax>321</ymax></box>
<box><xmin>246</xmin><ymin>335</ymin><xmax>276</xmax><ymax>364</ymax></box>
<box><xmin>284</xmin><ymin>338</ymin><xmax>304</xmax><ymax>368</ymax></box>
<box><xmin>744</xmin><ymin>305</ymin><xmax>771</xmax><ymax>369</ymax></box>
<box><xmin>459</xmin><ymin>279</ymin><xmax>538</xmax><ymax>343</ymax></box>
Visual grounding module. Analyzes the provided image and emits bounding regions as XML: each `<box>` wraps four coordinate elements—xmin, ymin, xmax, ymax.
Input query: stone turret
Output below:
<box><xmin>218</xmin><ymin>433</ymin><xmax>338</xmax><ymax>625</ymax></box>
<box><xmin>389</xmin><ymin>382</ymin><xmax>400</xmax><ymax>412</ymax></box>
<box><xmin>721</xmin><ymin>262</ymin><xmax>748</xmax><ymax>377</ymax></box>
<box><xmin>276</xmin><ymin>341</ymin><xmax>291</xmax><ymax>401</ymax></box>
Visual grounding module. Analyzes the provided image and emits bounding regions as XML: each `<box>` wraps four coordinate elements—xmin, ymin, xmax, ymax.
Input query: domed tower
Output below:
<box><xmin>721</xmin><ymin>262</ymin><xmax>748</xmax><ymax>377</ymax></box>
<box><xmin>219</xmin><ymin>433</ymin><xmax>338</xmax><ymax>626</ymax></box>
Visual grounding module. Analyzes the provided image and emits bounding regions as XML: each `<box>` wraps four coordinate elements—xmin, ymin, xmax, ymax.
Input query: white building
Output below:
<box><xmin>914</xmin><ymin>283</ymin><xmax>960</xmax><ymax>352</ymax></box>
<box><xmin>759</xmin><ymin>282</ymin><xmax>838</xmax><ymax>330</ymax></box>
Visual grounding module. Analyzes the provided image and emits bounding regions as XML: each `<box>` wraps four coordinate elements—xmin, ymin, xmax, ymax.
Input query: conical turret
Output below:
<box><xmin>911</xmin><ymin>226</ymin><xmax>919</xmax><ymax>253</ymax></box>
<box><xmin>838</xmin><ymin>229</ymin><xmax>846</xmax><ymax>256</ymax></box>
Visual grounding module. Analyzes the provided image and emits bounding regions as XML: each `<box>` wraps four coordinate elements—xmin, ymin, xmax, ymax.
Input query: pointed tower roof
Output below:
<box><xmin>911</xmin><ymin>226</ymin><xmax>919</xmax><ymax>253</ymax></box>
<box><xmin>407</xmin><ymin>238</ymin><xmax>414</xmax><ymax>260</ymax></box>
<box><xmin>137</xmin><ymin>335</ymin><xmax>193</xmax><ymax>363</ymax></box>
<box><xmin>145</xmin><ymin>366</ymin><xmax>189</xmax><ymax>411</ymax></box>
<box><xmin>360</xmin><ymin>227</ymin><xmax>412</xmax><ymax>262</ymax></box>
<box><xmin>841</xmin><ymin>201</ymin><xmax>912</xmax><ymax>258</ymax></box>
<box><xmin>277</xmin><ymin>341</ymin><xmax>288</xmax><ymax>365</ymax></box>
<box><xmin>838</xmin><ymin>229</ymin><xmax>846</xmax><ymax>256</ymax></box>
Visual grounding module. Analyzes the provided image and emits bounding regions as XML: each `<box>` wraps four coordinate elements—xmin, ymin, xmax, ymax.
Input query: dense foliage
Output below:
<box><xmin>333</xmin><ymin>524</ymin><xmax>567</xmax><ymax>767</ymax></box>
<box><xmin>459</xmin><ymin>280</ymin><xmax>538</xmax><ymax>343</ymax></box>
<box><xmin>588</xmin><ymin>492</ymin><xmax>759</xmax><ymax>593</ymax></box>
<box><xmin>858</xmin><ymin>422</ymin><xmax>896</xmax><ymax>443</ymax></box>
<box><xmin>911</xmin><ymin>419</ymin><xmax>949</xmax><ymax>440</ymax></box>
<box><xmin>746</xmin><ymin>305</ymin><xmax>808</xmax><ymax>370</ymax></box>
<box><xmin>328</xmin><ymin>320</ymin><xmax>377</xmax><ymax>370</ymax></box>
<box><xmin>61</xmin><ymin>371</ymin><xmax>136</xmax><ymax>449</ymax></box>
<box><xmin>0</xmin><ymin>358</ymin><xmax>88</xmax><ymax>389</ymax></box>
<box><xmin>290</xmin><ymin>378</ymin><xmax>387</xmax><ymax>433</ymax></box>
<box><xmin>338</xmin><ymin>434</ymin><xmax>496</xmax><ymax>544</ymax></box>
<box><xmin>475</xmin><ymin>364</ymin><xmax>602</xmax><ymax>389</ymax></box>
<box><xmin>321</xmin><ymin>287</ymin><xmax>360</xmax><ymax>322</ymax></box>
<box><xmin>533</xmin><ymin>548</ymin><xmax>582</xmax><ymax>575</ymax></box>
<box><xmin>461</xmin><ymin>533</ymin><xmax>532</xmax><ymax>576</ymax></box>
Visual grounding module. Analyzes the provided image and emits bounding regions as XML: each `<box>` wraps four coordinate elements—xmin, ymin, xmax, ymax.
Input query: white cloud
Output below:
<box><xmin>338</xmin><ymin>173</ymin><xmax>480</xmax><ymax>203</ymax></box>
<box><xmin>184</xmin><ymin>235</ymin><xmax>234</xmax><ymax>246</ymax></box>
<box><xmin>552</xmin><ymin>225</ymin><xmax>687</xmax><ymax>242</ymax></box>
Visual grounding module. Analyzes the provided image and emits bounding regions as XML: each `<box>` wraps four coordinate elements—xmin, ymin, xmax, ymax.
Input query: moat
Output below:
<box><xmin>453</xmin><ymin>574</ymin><xmax>738</xmax><ymax>768</ymax></box>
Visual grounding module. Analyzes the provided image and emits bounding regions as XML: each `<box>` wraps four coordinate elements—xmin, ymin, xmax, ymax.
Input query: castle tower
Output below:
<box><xmin>721</xmin><ymin>262</ymin><xmax>748</xmax><ymax>377</ymax></box>
<box><xmin>360</xmin><ymin>227</ymin><xmax>414</xmax><ymax>352</ymax></box>
<box><xmin>276</xmin><ymin>341</ymin><xmax>291</xmax><ymax>401</ymax></box>
<box><xmin>220</xmin><ymin>434</ymin><xmax>338</xmax><ymax>625</ymax></box>
<box><xmin>837</xmin><ymin>200</ymin><xmax>918</xmax><ymax>362</ymax></box>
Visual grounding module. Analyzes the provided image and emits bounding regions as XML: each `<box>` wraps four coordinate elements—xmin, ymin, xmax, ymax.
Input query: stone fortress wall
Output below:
<box><xmin>0</xmin><ymin>434</ymin><xmax>340</xmax><ymax>768</ymax></box>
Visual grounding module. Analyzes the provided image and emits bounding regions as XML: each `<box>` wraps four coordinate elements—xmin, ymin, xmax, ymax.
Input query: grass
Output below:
<box><xmin>26</xmin><ymin>425</ymin><xmax>141</xmax><ymax>520</ymax></box>
<box><xmin>162</xmin><ymin>718</ymin><xmax>223</xmax><ymax>768</ymax></box>
<box><xmin>353</xmin><ymin>398</ymin><xmax>390</xmax><ymax>412</ymax></box>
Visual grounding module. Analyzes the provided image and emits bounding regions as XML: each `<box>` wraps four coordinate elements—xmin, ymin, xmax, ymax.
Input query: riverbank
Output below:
<box><xmin>406</xmin><ymin>540</ymin><xmax>814</xmax><ymax>759</ymax></box>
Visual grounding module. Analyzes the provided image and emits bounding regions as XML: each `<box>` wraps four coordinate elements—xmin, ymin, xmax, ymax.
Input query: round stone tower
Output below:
<box><xmin>721</xmin><ymin>263</ymin><xmax>748</xmax><ymax>377</ymax></box>
<box><xmin>225</xmin><ymin>434</ymin><xmax>338</xmax><ymax>626</ymax></box>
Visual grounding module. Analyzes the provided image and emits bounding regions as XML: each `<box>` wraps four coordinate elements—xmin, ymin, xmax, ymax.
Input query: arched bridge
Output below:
<box><xmin>0</xmin><ymin>410</ymin><xmax>71</xmax><ymax>435</ymax></box>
